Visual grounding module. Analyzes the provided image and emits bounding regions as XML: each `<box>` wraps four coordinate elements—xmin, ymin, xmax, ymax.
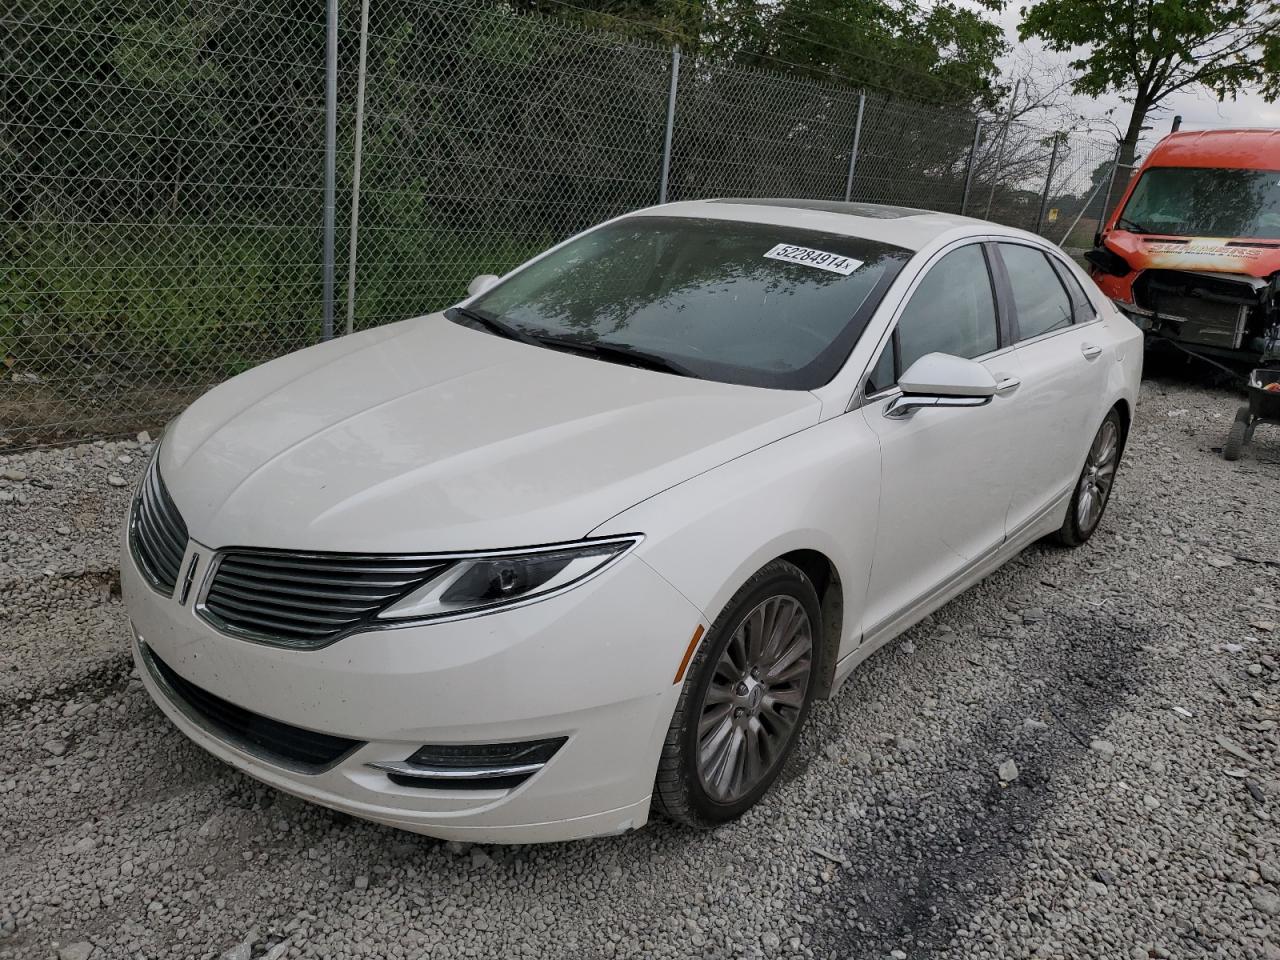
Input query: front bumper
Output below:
<box><xmin>123</xmin><ymin>531</ymin><xmax>705</xmax><ymax>843</ymax></box>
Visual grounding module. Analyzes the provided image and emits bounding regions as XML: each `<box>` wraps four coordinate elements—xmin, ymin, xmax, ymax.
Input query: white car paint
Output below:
<box><xmin>124</xmin><ymin>200</ymin><xmax>1143</xmax><ymax>842</ymax></box>
<box><xmin>159</xmin><ymin>316</ymin><xmax>818</xmax><ymax>553</ymax></box>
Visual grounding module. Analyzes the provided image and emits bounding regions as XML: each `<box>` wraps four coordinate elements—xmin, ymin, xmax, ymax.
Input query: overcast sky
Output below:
<box><xmin>980</xmin><ymin>2</ymin><xmax>1279</xmax><ymax>153</ymax></box>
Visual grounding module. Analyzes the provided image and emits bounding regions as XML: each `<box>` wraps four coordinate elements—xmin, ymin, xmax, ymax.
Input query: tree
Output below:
<box><xmin>1018</xmin><ymin>0</ymin><xmax>1280</xmax><ymax>171</ymax></box>
<box><xmin>517</xmin><ymin>0</ymin><xmax>1008</xmax><ymax>107</ymax></box>
<box><xmin>747</xmin><ymin>0</ymin><xmax>1007</xmax><ymax>107</ymax></box>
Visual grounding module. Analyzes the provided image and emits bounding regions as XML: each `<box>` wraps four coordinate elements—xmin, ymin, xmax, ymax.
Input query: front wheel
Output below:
<box><xmin>652</xmin><ymin>560</ymin><xmax>822</xmax><ymax>828</ymax></box>
<box><xmin>1055</xmin><ymin>408</ymin><xmax>1124</xmax><ymax>547</ymax></box>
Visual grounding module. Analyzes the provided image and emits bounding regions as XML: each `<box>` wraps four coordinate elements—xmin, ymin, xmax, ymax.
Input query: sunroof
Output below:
<box><xmin>708</xmin><ymin>198</ymin><xmax>932</xmax><ymax>219</ymax></box>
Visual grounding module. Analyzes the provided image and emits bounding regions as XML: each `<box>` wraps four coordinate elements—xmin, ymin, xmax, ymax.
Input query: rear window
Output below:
<box><xmin>1119</xmin><ymin>166</ymin><xmax>1280</xmax><ymax>239</ymax></box>
<box><xmin>998</xmin><ymin>243</ymin><xmax>1074</xmax><ymax>340</ymax></box>
<box><xmin>458</xmin><ymin>217</ymin><xmax>911</xmax><ymax>389</ymax></box>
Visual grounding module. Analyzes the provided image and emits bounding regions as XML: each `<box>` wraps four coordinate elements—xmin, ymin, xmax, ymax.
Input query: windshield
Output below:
<box><xmin>1118</xmin><ymin>166</ymin><xmax>1280</xmax><ymax>239</ymax></box>
<box><xmin>452</xmin><ymin>216</ymin><xmax>910</xmax><ymax>389</ymax></box>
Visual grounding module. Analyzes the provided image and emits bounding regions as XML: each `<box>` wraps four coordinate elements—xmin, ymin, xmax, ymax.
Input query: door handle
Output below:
<box><xmin>994</xmin><ymin>376</ymin><xmax>1021</xmax><ymax>394</ymax></box>
<box><xmin>1081</xmin><ymin>343</ymin><xmax>1103</xmax><ymax>360</ymax></box>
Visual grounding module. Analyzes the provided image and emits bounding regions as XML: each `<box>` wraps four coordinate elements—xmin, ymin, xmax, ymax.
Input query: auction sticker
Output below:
<box><xmin>764</xmin><ymin>243</ymin><xmax>862</xmax><ymax>275</ymax></box>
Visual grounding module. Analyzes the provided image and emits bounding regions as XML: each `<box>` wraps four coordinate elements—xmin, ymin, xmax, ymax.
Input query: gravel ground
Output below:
<box><xmin>1</xmin><ymin>372</ymin><xmax>1278</xmax><ymax>960</ymax></box>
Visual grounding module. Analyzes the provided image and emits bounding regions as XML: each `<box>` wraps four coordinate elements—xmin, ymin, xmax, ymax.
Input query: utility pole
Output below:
<box><xmin>345</xmin><ymin>0</ymin><xmax>372</xmax><ymax>337</ymax></box>
<box><xmin>320</xmin><ymin>0</ymin><xmax>338</xmax><ymax>341</ymax></box>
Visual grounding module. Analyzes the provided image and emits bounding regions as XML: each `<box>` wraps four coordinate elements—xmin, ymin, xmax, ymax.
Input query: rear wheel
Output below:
<box><xmin>1223</xmin><ymin>405</ymin><xmax>1249</xmax><ymax>462</ymax></box>
<box><xmin>652</xmin><ymin>560</ymin><xmax>821</xmax><ymax>828</ymax></box>
<box><xmin>1055</xmin><ymin>408</ymin><xmax>1124</xmax><ymax>547</ymax></box>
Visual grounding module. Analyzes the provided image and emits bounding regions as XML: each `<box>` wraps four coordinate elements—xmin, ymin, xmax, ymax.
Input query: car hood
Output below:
<box><xmin>161</xmin><ymin>314</ymin><xmax>821</xmax><ymax>552</ymax></box>
<box><xmin>1107</xmin><ymin>230</ymin><xmax>1280</xmax><ymax>279</ymax></box>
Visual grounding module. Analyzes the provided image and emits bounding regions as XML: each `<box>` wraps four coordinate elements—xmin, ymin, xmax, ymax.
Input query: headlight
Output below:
<box><xmin>377</xmin><ymin>536</ymin><xmax>640</xmax><ymax>622</ymax></box>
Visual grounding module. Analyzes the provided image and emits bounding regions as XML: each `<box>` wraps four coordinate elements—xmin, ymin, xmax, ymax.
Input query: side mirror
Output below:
<box><xmin>467</xmin><ymin>273</ymin><xmax>501</xmax><ymax>298</ymax></box>
<box><xmin>886</xmin><ymin>353</ymin><xmax>996</xmax><ymax>419</ymax></box>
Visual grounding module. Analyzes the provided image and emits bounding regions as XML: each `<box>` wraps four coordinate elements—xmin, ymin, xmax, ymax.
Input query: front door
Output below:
<box><xmin>858</xmin><ymin>241</ymin><xmax>1023</xmax><ymax>640</ymax></box>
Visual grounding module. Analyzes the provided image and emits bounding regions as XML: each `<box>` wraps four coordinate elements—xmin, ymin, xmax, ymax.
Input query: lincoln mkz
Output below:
<box><xmin>124</xmin><ymin>199</ymin><xmax>1141</xmax><ymax>842</ymax></box>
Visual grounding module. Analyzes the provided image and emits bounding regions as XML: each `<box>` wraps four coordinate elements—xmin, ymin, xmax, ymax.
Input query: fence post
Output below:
<box><xmin>842</xmin><ymin>92</ymin><xmax>866</xmax><ymax>203</ymax></box>
<box><xmin>320</xmin><ymin>0</ymin><xmax>338</xmax><ymax>342</ymax></box>
<box><xmin>658</xmin><ymin>46</ymin><xmax>680</xmax><ymax>204</ymax></box>
<box><xmin>1035</xmin><ymin>132</ymin><xmax>1062</xmax><ymax>235</ymax></box>
<box><xmin>345</xmin><ymin>0</ymin><xmax>372</xmax><ymax>337</ymax></box>
<box><xmin>983</xmin><ymin>78</ymin><xmax>1021</xmax><ymax>219</ymax></box>
<box><xmin>959</xmin><ymin>118</ymin><xmax>981</xmax><ymax>215</ymax></box>
<box><xmin>1099</xmin><ymin>142</ymin><xmax>1123</xmax><ymax>232</ymax></box>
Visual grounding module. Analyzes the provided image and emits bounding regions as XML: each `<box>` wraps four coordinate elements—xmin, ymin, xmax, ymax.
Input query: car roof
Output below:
<box><xmin>628</xmin><ymin>198</ymin><xmax>1001</xmax><ymax>252</ymax></box>
<box><xmin>1145</xmin><ymin>129</ymin><xmax>1280</xmax><ymax>171</ymax></box>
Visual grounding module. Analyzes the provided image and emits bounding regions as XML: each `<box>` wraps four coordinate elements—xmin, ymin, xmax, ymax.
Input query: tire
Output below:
<box><xmin>1223</xmin><ymin>405</ymin><xmax>1249</xmax><ymax>462</ymax></box>
<box><xmin>652</xmin><ymin>559</ymin><xmax>823</xmax><ymax>828</ymax></box>
<box><xmin>1055</xmin><ymin>408</ymin><xmax>1125</xmax><ymax>548</ymax></box>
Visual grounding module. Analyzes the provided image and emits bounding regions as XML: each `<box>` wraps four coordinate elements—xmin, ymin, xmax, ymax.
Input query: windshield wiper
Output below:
<box><xmin>451</xmin><ymin>308</ymin><xmax>698</xmax><ymax>378</ymax></box>
<box><xmin>532</xmin><ymin>335</ymin><xmax>698</xmax><ymax>378</ymax></box>
<box><xmin>450</xmin><ymin>306</ymin><xmax>541</xmax><ymax>346</ymax></box>
<box><xmin>1116</xmin><ymin>216</ymin><xmax>1153</xmax><ymax>235</ymax></box>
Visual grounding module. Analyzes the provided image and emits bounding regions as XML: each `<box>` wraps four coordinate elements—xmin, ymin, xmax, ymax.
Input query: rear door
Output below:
<box><xmin>991</xmin><ymin>241</ymin><xmax>1113</xmax><ymax>535</ymax></box>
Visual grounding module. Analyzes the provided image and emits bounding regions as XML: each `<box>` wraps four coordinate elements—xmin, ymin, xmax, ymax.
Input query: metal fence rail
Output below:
<box><xmin>1</xmin><ymin>0</ymin><xmax>1118</xmax><ymax>448</ymax></box>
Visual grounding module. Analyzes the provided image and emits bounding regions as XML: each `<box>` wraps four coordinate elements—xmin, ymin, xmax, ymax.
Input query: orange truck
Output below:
<box><xmin>1086</xmin><ymin>128</ymin><xmax>1280</xmax><ymax>364</ymax></box>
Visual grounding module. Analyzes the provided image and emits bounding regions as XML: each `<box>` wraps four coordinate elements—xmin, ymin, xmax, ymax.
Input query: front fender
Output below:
<box><xmin>590</xmin><ymin>414</ymin><xmax>881</xmax><ymax>667</ymax></box>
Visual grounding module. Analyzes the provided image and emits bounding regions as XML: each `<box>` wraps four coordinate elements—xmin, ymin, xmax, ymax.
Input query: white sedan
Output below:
<box><xmin>123</xmin><ymin>199</ymin><xmax>1141</xmax><ymax>843</ymax></box>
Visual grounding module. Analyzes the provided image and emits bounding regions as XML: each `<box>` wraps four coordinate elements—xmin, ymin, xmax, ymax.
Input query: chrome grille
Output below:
<box><xmin>200</xmin><ymin>551</ymin><xmax>449</xmax><ymax>648</ymax></box>
<box><xmin>129</xmin><ymin>459</ymin><xmax>189</xmax><ymax>594</ymax></box>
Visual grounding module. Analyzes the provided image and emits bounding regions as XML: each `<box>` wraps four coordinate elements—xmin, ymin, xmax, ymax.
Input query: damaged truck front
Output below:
<box><xmin>1087</xmin><ymin>129</ymin><xmax>1280</xmax><ymax>365</ymax></box>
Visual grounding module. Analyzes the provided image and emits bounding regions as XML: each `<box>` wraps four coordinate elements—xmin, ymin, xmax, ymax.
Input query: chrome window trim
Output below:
<box><xmin>193</xmin><ymin>534</ymin><xmax>643</xmax><ymax>650</ymax></box>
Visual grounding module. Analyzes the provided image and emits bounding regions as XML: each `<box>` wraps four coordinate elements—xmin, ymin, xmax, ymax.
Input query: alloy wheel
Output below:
<box><xmin>1076</xmin><ymin>417</ymin><xmax>1119</xmax><ymax>533</ymax></box>
<box><xmin>695</xmin><ymin>595</ymin><xmax>813</xmax><ymax>804</ymax></box>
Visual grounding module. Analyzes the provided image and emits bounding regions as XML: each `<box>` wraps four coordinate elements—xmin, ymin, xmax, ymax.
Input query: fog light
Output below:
<box><xmin>407</xmin><ymin>738</ymin><xmax>565</xmax><ymax>769</ymax></box>
<box><xmin>366</xmin><ymin>737</ymin><xmax>567</xmax><ymax>790</ymax></box>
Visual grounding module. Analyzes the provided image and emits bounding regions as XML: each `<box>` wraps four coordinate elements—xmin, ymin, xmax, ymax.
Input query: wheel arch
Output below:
<box><xmin>777</xmin><ymin>549</ymin><xmax>844</xmax><ymax>700</ymax></box>
<box><xmin>1111</xmin><ymin>397</ymin><xmax>1131</xmax><ymax>451</ymax></box>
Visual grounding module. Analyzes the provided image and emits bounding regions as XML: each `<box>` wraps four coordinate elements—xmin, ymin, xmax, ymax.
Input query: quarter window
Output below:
<box><xmin>999</xmin><ymin>243</ymin><xmax>1074</xmax><ymax>340</ymax></box>
<box><xmin>896</xmin><ymin>244</ymin><xmax>999</xmax><ymax>373</ymax></box>
<box><xmin>864</xmin><ymin>339</ymin><xmax>897</xmax><ymax>394</ymax></box>
<box><xmin>1049</xmin><ymin>257</ymin><xmax>1097</xmax><ymax>323</ymax></box>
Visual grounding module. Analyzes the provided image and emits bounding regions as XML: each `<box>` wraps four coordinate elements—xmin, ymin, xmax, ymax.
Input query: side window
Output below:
<box><xmin>896</xmin><ymin>244</ymin><xmax>999</xmax><ymax>373</ymax></box>
<box><xmin>864</xmin><ymin>338</ymin><xmax>897</xmax><ymax>395</ymax></box>
<box><xmin>999</xmin><ymin>243</ymin><xmax>1074</xmax><ymax>340</ymax></box>
<box><xmin>1049</xmin><ymin>256</ymin><xmax>1097</xmax><ymax>323</ymax></box>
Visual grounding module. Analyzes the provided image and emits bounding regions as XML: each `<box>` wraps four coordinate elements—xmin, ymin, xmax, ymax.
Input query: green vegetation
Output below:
<box><xmin>1019</xmin><ymin>0</ymin><xmax>1280</xmax><ymax>171</ymax></box>
<box><xmin>0</xmin><ymin>0</ymin><xmax>1011</xmax><ymax>444</ymax></box>
<box><xmin>513</xmin><ymin>0</ymin><xmax>1007</xmax><ymax>107</ymax></box>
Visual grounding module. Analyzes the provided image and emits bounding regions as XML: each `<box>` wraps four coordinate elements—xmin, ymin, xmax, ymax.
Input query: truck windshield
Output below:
<box><xmin>1119</xmin><ymin>166</ymin><xmax>1280</xmax><ymax>239</ymax></box>
<box><xmin>452</xmin><ymin>216</ymin><xmax>910</xmax><ymax>390</ymax></box>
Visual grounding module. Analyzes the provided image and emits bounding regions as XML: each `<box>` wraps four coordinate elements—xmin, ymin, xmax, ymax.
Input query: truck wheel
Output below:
<box><xmin>1223</xmin><ymin>406</ymin><xmax>1249</xmax><ymax>462</ymax></box>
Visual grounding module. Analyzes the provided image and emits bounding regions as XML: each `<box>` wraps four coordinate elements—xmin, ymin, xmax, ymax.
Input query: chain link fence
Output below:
<box><xmin>1</xmin><ymin>0</ymin><xmax>1118</xmax><ymax>448</ymax></box>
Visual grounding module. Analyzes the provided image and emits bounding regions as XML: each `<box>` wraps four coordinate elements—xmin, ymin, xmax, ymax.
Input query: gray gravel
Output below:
<box><xmin>2</xmin><ymin>377</ymin><xmax>1278</xmax><ymax>960</ymax></box>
